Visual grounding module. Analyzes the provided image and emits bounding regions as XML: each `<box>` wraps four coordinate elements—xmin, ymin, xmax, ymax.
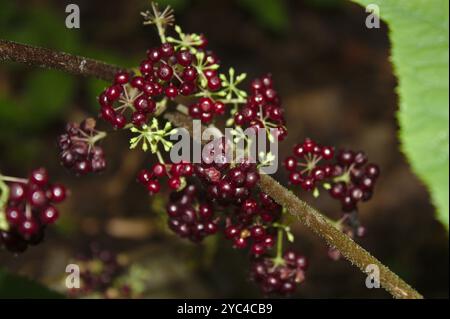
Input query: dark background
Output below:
<box><xmin>0</xmin><ymin>0</ymin><xmax>448</xmax><ymax>298</ymax></box>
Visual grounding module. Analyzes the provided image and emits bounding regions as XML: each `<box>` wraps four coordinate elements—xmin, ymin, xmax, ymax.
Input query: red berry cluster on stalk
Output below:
<box><xmin>137</xmin><ymin>161</ymin><xmax>194</xmax><ymax>195</ymax></box>
<box><xmin>57</xmin><ymin>118</ymin><xmax>107</xmax><ymax>175</ymax></box>
<box><xmin>284</xmin><ymin>138</ymin><xmax>380</xmax><ymax>212</ymax></box>
<box><xmin>155</xmin><ymin>150</ymin><xmax>306</xmax><ymax>295</ymax></box>
<box><xmin>68</xmin><ymin>243</ymin><xmax>134</xmax><ymax>298</ymax></box>
<box><xmin>98</xmin><ymin>37</ymin><xmax>223</xmax><ymax>129</ymax></box>
<box><xmin>235</xmin><ymin>74</ymin><xmax>287</xmax><ymax>141</ymax></box>
<box><xmin>0</xmin><ymin>168</ymin><xmax>67</xmax><ymax>253</ymax></box>
<box><xmin>250</xmin><ymin>251</ymin><xmax>307</xmax><ymax>295</ymax></box>
<box><xmin>284</xmin><ymin>138</ymin><xmax>380</xmax><ymax>262</ymax></box>
<box><xmin>285</xmin><ymin>138</ymin><xmax>335</xmax><ymax>191</ymax></box>
<box><xmin>99</xmin><ymin>71</ymin><xmax>158</xmax><ymax>129</ymax></box>
<box><xmin>329</xmin><ymin>150</ymin><xmax>380</xmax><ymax>212</ymax></box>
<box><xmin>166</xmin><ymin>184</ymin><xmax>219</xmax><ymax>242</ymax></box>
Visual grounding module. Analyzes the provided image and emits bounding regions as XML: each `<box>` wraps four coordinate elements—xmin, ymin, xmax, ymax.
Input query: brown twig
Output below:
<box><xmin>0</xmin><ymin>39</ymin><xmax>423</xmax><ymax>299</ymax></box>
<box><xmin>0</xmin><ymin>39</ymin><xmax>124</xmax><ymax>81</ymax></box>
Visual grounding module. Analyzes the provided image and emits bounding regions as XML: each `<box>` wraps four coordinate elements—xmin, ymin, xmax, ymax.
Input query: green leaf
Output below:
<box><xmin>0</xmin><ymin>268</ymin><xmax>64</xmax><ymax>298</ymax></box>
<box><xmin>351</xmin><ymin>0</ymin><xmax>449</xmax><ymax>230</ymax></box>
<box><xmin>238</xmin><ymin>0</ymin><xmax>289</xmax><ymax>33</ymax></box>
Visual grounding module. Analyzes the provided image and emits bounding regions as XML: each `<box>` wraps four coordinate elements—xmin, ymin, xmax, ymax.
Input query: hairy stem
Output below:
<box><xmin>0</xmin><ymin>39</ymin><xmax>423</xmax><ymax>299</ymax></box>
<box><xmin>0</xmin><ymin>39</ymin><xmax>124</xmax><ymax>81</ymax></box>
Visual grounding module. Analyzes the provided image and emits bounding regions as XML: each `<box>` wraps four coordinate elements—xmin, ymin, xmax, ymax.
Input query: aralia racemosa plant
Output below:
<box><xmin>1</xmin><ymin>2</ymin><xmax>424</xmax><ymax>298</ymax></box>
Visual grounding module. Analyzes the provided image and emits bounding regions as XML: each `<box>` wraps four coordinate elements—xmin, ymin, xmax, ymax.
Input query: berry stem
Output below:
<box><xmin>156</xmin><ymin>150</ymin><xmax>165</xmax><ymax>165</ymax></box>
<box><xmin>89</xmin><ymin>131</ymin><xmax>108</xmax><ymax>145</ymax></box>
<box><xmin>0</xmin><ymin>175</ymin><xmax>28</xmax><ymax>184</ymax></box>
<box><xmin>272</xmin><ymin>228</ymin><xmax>285</xmax><ymax>267</ymax></box>
<box><xmin>25</xmin><ymin>203</ymin><xmax>32</xmax><ymax>219</ymax></box>
<box><xmin>152</xmin><ymin>3</ymin><xmax>167</xmax><ymax>43</ymax></box>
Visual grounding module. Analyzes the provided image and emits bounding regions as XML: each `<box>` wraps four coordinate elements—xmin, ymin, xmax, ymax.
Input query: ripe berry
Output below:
<box><xmin>19</xmin><ymin>219</ymin><xmax>39</xmax><ymax>237</ymax></box>
<box><xmin>114</xmin><ymin>72</ymin><xmax>130</xmax><ymax>85</ymax></box>
<box><xmin>29</xmin><ymin>189</ymin><xmax>47</xmax><ymax>207</ymax></box>
<box><xmin>168</xmin><ymin>177</ymin><xmax>181</xmax><ymax>190</ymax></box>
<box><xmin>147</xmin><ymin>180</ymin><xmax>161</xmax><ymax>194</ymax></box>
<box><xmin>47</xmin><ymin>184</ymin><xmax>67</xmax><ymax>203</ymax></box>
<box><xmin>165</xmin><ymin>84</ymin><xmax>178</xmax><ymax>98</ymax></box>
<box><xmin>30</xmin><ymin>168</ymin><xmax>49</xmax><ymax>186</ymax></box>
<box><xmin>6</xmin><ymin>207</ymin><xmax>23</xmax><ymax>225</ymax></box>
<box><xmin>284</xmin><ymin>157</ymin><xmax>297</xmax><ymax>171</ymax></box>
<box><xmin>157</xmin><ymin>63</ymin><xmax>173</xmax><ymax>81</ymax></box>
<box><xmin>40</xmin><ymin>206</ymin><xmax>59</xmax><ymax>224</ymax></box>
<box><xmin>9</xmin><ymin>183</ymin><xmax>26</xmax><ymax>202</ymax></box>
<box><xmin>152</xmin><ymin>163</ymin><xmax>167</xmax><ymax>177</ymax></box>
<box><xmin>207</xmin><ymin>76</ymin><xmax>221</xmax><ymax>91</ymax></box>
<box><xmin>176</xmin><ymin>50</ymin><xmax>192</xmax><ymax>66</ymax></box>
<box><xmin>182</xmin><ymin>66</ymin><xmax>198</xmax><ymax>82</ymax></box>
<box><xmin>160</xmin><ymin>43</ymin><xmax>174</xmax><ymax>57</ymax></box>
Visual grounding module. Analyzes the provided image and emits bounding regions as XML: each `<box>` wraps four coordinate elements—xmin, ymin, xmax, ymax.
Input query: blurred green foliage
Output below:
<box><xmin>0</xmin><ymin>2</ymin><xmax>130</xmax><ymax>166</ymax></box>
<box><xmin>0</xmin><ymin>268</ymin><xmax>64</xmax><ymax>298</ymax></box>
<box><xmin>238</xmin><ymin>0</ymin><xmax>289</xmax><ymax>32</ymax></box>
<box><xmin>0</xmin><ymin>3</ymin><xmax>79</xmax><ymax>133</ymax></box>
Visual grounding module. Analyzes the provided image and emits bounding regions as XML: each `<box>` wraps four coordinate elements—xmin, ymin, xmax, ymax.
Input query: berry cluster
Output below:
<box><xmin>224</xmin><ymin>192</ymin><xmax>281</xmax><ymax>256</ymax></box>
<box><xmin>68</xmin><ymin>243</ymin><xmax>133</xmax><ymax>298</ymax></box>
<box><xmin>99</xmin><ymin>39</ymin><xmax>223</xmax><ymax>129</ymax></box>
<box><xmin>194</xmin><ymin>159</ymin><xmax>260</xmax><ymax>205</ymax></box>
<box><xmin>329</xmin><ymin>150</ymin><xmax>380</xmax><ymax>212</ymax></box>
<box><xmin>284</xmin><ymin>138</ymin><xmax>380</xmax><ymax>213</ymax></box>
<box><xmin>57</xmin><ymin>118</ymin><xmax>107</xmax><ymax>175</ymax></box>
<box><xmin>147</xmin><ymin>144</ymin><xmax>307</xmax><ymax>295</ymax></box>
<box><xmin>0</xmin><ymin>168</ymin><xmax>67</xmax><ymax>253</ymax></box>
<box><xmin>137</xmin><ymin>161</ymin><xmax>194</xmax><ymax>195</ymax></box>
<box><xmin>99</xmin><ymin>71</ymin><xmax>158</xmax><ymax>129</ymax></box>
<box><xmin>327</xmin><ymin>212</ymin><xmax>367</xmax><ymax>261</ymax></box>
<box><xmin>234</xmin><ymin>74</ymin><xmax>287</xmax><ymax>141</ymax></box>
<box><xmin>188</xmin><ymin>97</ymin><xmax>225</xmax><ymax>124</ymax></box>
<box><xmin>285</xmin><ymin>138</ymin><xmax>334</xmax><ymax>191</ymax></box>
<box><xmin>166</xmin><ymin>184</ymin><xmax>219</xmax><ymax>242</ymax></box>
<box><xmin>250</xmin><ymin>251</ymin><xmax>308</xmax><ymax>295</ymax></box>
<box><xmin>225</xmin><ymin>222</ymin><xmax>276</xmax><ymax>256</ymax></box>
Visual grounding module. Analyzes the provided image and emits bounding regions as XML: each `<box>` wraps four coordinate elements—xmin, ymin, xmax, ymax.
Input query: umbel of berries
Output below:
<box><xmin>285</xmin><ymin>138</ymin><xmax>335</xmax><ymax>192</ymax></box>
<box><xmin>0</xmin><ymin>168</ymin><xmax>67</xmax><ymax>253</ymax></box>
<box><xmin>137</xmin><ymin>161</ymin><xmax>194</xmax><ymax>195</ymax></box>
<box><xmin>58</xmin><ymin>118</ymin><xmax>107</xmax><ymax>175</ymax></box>
<box><xmin>250</xmin><ymin>250</ymin><xmax>308</xmax><ymax>295</ymax></box>
<box><xmin>166</xmin><ymin>184</ymin><xmax>219</xmax><ymax>242</ymax></box>
<box><xmin>329</xmin><ymin>150</ymin><xmax>380</xmax><ymax>212</ymax></box>
<box><xmin>99</xmin><ymin>71</ymin><xmax>157</xmax><ymax>129</ymax></box>
<box><xmin>234</xmin><ymin>74</ymin><xmax>288</xmax><ymax>141</ymax></box>
<box><xmin>68</xmin><ymin>243</ymin><xmax>133</xmax><ymax>298</ymax></box>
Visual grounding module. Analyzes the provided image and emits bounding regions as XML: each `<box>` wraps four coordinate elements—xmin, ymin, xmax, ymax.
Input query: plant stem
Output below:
<box><xmin>0</xmin><ymin>39</ymin><xmax>124</xmax><ymax>81</ymax></box>
<box><xmin>0</xmin><ymin>39</ymin><xmax>424</xmax><ymax>299</ymax></box>
<box><xmin>89</xmin><ymin>131</ymin><xmax>108</xmax><ymax>145</ymax></box>
<box><xmin>272</xmin><ymin>228</ymin><xmax>285</xmax><ymax>266</ymax></box>
<box><xmin>0</xmin><ymin>175</ymin><xmax>28</xmax><ymax>184</ymax></box>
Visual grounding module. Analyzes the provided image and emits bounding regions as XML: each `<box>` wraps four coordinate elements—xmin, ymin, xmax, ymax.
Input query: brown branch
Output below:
<box><xmin>0</xmin><ymin>39</ymin><xmax>423</xmax><ymax>299</ymax></box>
<box><xmin>0</xmin><ymin>40</ymin><xmax>124</xmax><ymax>81</ymax></box>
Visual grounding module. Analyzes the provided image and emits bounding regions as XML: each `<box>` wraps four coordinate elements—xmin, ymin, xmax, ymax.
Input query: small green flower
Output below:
<box><xmin>129</xmin><ymin>118</ymin><xmax>177</xmax><ymax>153</ymax></box>
<box><xmin>166</xmin><ymin>25</ymin><xmax>203</xmax><ymax>52</ymax></box>
<box><xmin>218</xmin><ymin>68</ymin><xmax>247</xmax><ymax>102</ymax></box>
